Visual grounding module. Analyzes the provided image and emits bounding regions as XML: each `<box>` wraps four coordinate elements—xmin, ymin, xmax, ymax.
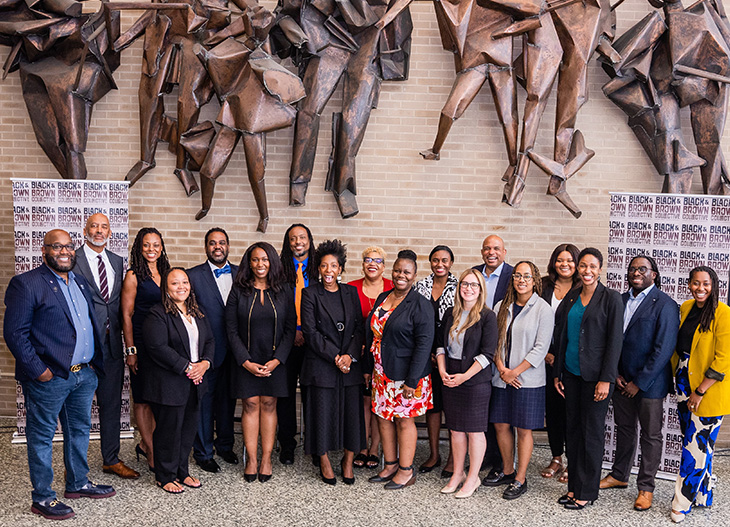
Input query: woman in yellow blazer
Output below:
<box><xmin>671</xmin><ymin>266</ymin><xmax>730</xmax><ymax>523</ymax></box>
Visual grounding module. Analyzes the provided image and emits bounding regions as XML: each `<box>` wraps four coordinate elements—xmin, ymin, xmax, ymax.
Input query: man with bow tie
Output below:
<box><xmin>188</xmin><ymin>228</ymin><xmax>239</xmax><ymax>472</ymax></box>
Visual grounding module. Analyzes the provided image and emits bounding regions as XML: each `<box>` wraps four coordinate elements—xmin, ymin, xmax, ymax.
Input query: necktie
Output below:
<box><xmin>214</xmin><ymin>263</ymin><xmax>231</xmax><ymax>278</ymax></box>
<box><xmin>295</xmin><ymin>262</ymin><xmax>304</xmax><ymax>326</ymax></box>
<box><xmin>97</xmin><ymin>254</ymin><xmax>109</xmax><ymax>302</ymax></box>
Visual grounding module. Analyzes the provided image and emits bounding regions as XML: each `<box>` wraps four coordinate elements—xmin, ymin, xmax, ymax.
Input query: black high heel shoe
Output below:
<box><xmin>135</xmin><ymin>444</ymin><xmax>147</xmax><ymax>461</ymax></box>
<box><xmin>258</xmin><ymin>472</ymin><xmax>272</xmax><ymax>483</ymax></box>
<box><xmin>384</xmin><ymin>465</ymin><xmax>416</xmax><ymax>490</ymax></box>
<box><xmin>419</xmin><ymin>456</ymin><xmax>442</xmax><ymax>473</ymax></box>
<box><xmin>564</xmin><ymin>497</ymin><xmax>594</xmax><ymax>510</ymax></box>
<box><xmin>341</xmin><ymin>460</ymin><xmax>355</xmax><ymax>485</ymax></box>
<box><xmin>244</xmin><ymin>473</ymin><xmax>257</xmax><ymax>483</ymax></box>
<box><xmin>319</xmin><ymin>467</ymin><xmax>336</xmax><ymax>486</ymax></box>
<box><xmin>557</xmin><ymin>493</ymin><xmax>572</xmax><ymax>505</ymax></box>
<box><xmin>368</xmin><ymin>460</ymin><xmax>398</xmax><ymax>483</ymax></box>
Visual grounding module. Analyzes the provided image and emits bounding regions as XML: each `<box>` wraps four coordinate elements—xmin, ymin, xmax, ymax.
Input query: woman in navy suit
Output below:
<box><xmin>143</xmin><ymin>268</ymin><xmax>214</xmax><ymax>494</ymax></box>
<box><xmin>301</xmin><ymin>240</ymin><xmax>364</xmax><ymax>485</ymax></box>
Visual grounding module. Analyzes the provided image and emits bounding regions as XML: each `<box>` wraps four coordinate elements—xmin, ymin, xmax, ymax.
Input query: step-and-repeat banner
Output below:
<box><xmin>604</xmin><ymin>192</ymin><xmax>730</xmax><ymax>480</ymax></box>
<box><xmin>10</xmin><ymin>179</ymin><xmax>132</xmax><ymax>443</ymax></box>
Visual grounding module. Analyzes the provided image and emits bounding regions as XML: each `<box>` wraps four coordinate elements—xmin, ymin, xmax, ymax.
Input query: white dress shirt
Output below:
<box><xmin>180</xmin><ymin>313</ymin><xmax>200</xmax><ymax>362</ymax></box>
<box><xmin>208</xmin><ymin>260</ymin><xmax>232</xmax><ymax>302</ymax></box>
<box><xmin>82</xmin><ymin>243</ymin><xmax>115</xmax><ymax>293</ymax></box>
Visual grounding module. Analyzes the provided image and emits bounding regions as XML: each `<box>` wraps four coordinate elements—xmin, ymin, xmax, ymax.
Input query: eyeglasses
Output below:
<box><xmin>628</xmin><ymin>266</ymin><xmax>650</xmax><ymax>274</ymax></box>
<box><xmin>460</xmin><ymin>281</ymin><xmax>481</xmax><ymax>291</ymax></box>
<box><xmin>363</xmin><ymin>257</ymin><xmax>384</xmax><ymax>265</ymax></box>
<box><xmin>512</xmin><ymin>274</ymin><xmax>533</xmax><ymax>282</ymax></box>
<box><xmin>44</xmin><ymin>243</ymin><xmax>75</xmax><ymax>252</ymax></box>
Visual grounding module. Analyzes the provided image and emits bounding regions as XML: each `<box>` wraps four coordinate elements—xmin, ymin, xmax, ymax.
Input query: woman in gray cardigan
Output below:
<box><xmin>489</xmin><ymin>261</ymin><xmax>554</xmax><ymax>500</ymax></box>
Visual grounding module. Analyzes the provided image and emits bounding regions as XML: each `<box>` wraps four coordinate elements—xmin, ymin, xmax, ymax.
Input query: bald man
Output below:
<box><xmin>472</xmin><ymin>235</ymin><xmax>514</xmax><ymax>309</ymax></box>
<box><xmin>4</xmin><ymin>229</ymin><xmax>115</xmax><ymax>520</ymax></box>
<box><xmin>73</xmin><ymin>214</ymin><xmax>138</xmax><ymax>479</ymax></box>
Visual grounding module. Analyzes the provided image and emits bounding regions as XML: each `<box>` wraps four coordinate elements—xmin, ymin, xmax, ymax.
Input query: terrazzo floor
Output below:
<box><xmin>0</xmin><ymin>417</ymin><xmax>728</xmax><ymax>526</ymax></box>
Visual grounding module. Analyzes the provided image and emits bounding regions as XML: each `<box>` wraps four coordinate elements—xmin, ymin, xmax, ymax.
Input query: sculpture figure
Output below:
<box><xmin>277</xmin><ymin>0</ymin><xmax>414</xmax><ymax>218</ymax></box>
<box><xmin>193</xmin><ymin>4</ymin><xmax>306</xmax><ymax>233</ymax></box>
<box><xmin>1</xmin><ymin>0</ymin><xmax>121</xmax><ymax>180</ymax></box>
<box><xmin>601</xmin><ymin>0</ymin><xmax>730</xmax><ymax>194</ymax></box>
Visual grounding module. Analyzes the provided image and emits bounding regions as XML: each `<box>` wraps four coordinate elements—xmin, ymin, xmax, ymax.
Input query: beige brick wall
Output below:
<box><xmin>0</xmin><ymin>0</ymin><xmax>728</xmax><ymax>421</ymax></box>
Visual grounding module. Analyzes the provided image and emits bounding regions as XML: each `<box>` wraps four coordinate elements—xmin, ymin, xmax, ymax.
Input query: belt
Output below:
<box><xmin>70</xmin><ymin>363</ymin><xmax>89</xmax><ymax>373</ymax></box>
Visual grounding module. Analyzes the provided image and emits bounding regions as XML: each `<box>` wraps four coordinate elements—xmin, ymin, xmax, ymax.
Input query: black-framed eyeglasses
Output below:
<box><xmin>628</xmin><ymin>266</ymin><xmax>649</xmax><ymax>274</ymax></box>
<box><xmin>460</xmin><ymin>281</ymin><xmax>480</xmax><ymax>291</ymax></box>
<box><xmin>364</xmin><ymin>257</ymin><xmax>384</xmax><ymax>265</ymax></box>
<box><xmin>512</xmin><ymin>273</ymin><xmax>533</xmax><ymax>282</ymax></box>
<box><xmin>44</xmin><ymin>243</ymin><xmax>75</xmax><ymax>252</ymax></box>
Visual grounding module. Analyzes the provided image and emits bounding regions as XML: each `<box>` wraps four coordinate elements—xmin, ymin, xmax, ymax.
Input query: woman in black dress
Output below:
<box><xmin>143</xmin><ymin>268</ymin><xmax>214</xmax><ymax>493</ymax></box>
<box><xmin>301</xmin><ymin>240</ymin><xmax>365</xmax><ymax>485</ymax></box>
<box><xmin>121</xmin><ymin>227</ymin><xmax>171</xmax><ymax>471</ymax></box>
<box><xmin>226</xmin><ymin>242</ymin><xmax>296</xmax><ymax>482</ymax></box>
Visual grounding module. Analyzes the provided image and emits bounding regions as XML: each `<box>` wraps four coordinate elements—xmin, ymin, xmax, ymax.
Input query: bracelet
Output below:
<box><xmin>124</xmin><ymin>346</ymin><xmax>137</xmax><ymax>357</ymax></box>
<box><xmin>186</xmin><ymin>362</ymin><xmax>193</xmax><ymax>373</ymax></box>
<box><xmin>694</xmin><ymin>387</ymin><xmax>706</xmax><ymax>397</ymax></box>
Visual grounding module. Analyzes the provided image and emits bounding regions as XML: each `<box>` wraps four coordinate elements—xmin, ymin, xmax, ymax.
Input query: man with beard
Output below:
<box><xmin>277</xmin><ymin>224</ymin><xmax>317</xmax><ymax>464</ymax></box>
<box><xmin>600</xmin><ymin>255</ymin><xmax>679</xmax><ymax>511</ymax></box>
<box><xmin>4</xmin><ymin>229</ymin><xmax>115</xmax><ymax>520</ymax></box>
<box><xmin>72</xmin><ymin>214</ymin><xmax>138</xmax><ymax>480</ymax></box>
<box><xmin>188</xmin><ymin>228</ymin><xmax>239</xmax><ymax>472</ymax></box>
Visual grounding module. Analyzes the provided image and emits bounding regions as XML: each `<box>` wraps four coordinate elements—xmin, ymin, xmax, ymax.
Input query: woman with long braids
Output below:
<box><xmin>121</xmin><ymin>227</ymin><xmax>171</xmax><ymax>472</ymax></box>
<box><xmin>671</xmin><ymin>266</ymin><xmax>730</xmax><ymax>523</ymax></box>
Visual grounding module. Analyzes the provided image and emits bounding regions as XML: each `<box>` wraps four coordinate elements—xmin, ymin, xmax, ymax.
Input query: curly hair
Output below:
<box><xmin>235</xmin><ymin>242</ymin><xmax>286</xmax><ymax>295</ymax></box>
<box><xmin>280</xmin><ymin>224</ymin><xmax>317</xmax><ymax>286</ymax></box>
<box><xmin>129</xmin><ymin>227</ymin><xmax>171</xmax><ymax>282</ymax></box>
<box><xmin>314</xmin><ymin>239</ymin><xmax>347</xmax><ymax>277</ymax></box>
<box><xmin>361</xmin><ymin>246</ymin><xmax>387</xmax><ymax>260</ymax></box>
<box><xmin>496</xmin><ymin>261</ymin><xmax>542</xmax><ymax>363</ymax></box>
<box><xmin>161</xmin><ymin>268</ymin><xmax>204</xmax><ymax>318</ymax></box>
<box><xmin>689</xmin><ymin>266</ymin><xmax>719</xmax><ymax>333</ymax></box>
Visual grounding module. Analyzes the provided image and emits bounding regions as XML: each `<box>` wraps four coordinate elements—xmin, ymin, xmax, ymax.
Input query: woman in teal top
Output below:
<box><xmin>552</xmin><ymin>248</ymin><xmax>623</xmax><ymax>510</ymax></box>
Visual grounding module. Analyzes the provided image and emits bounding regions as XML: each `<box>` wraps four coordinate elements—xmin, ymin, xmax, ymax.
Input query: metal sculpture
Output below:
<box><xmin>601</xmin><ymin>0</ymin><xmax>730</xmax><ymax>194</ymax></box>
<box><xmin>276</xmin><ymin>0</ymin><xmax>414</xmax><ymax>218</ymax></box>
<box><xmin>1</xmin><ymin>0</ymin><xmax>121</xmax><ymax>180</ymax></box>
<box><xmin>193</xmin><ymin>5</ymin><xmax>306</xmax><ymax>233</ymax></box>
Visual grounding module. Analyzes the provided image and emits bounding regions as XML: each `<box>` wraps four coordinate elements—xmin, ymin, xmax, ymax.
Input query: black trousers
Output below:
<box><xmin>563</xmin><ymin>371</ymin><xmax>613</xmax><ymax>502</ymax></box>
<box><xmin>545</xmin><ymin>361</ymin><xmax>567</xmax><ymax>458</ymax></box>
<box><xmin>276</xmin><ymin>344</ymin><xmax>306</xmax><ymax>451</ymax></box>
<box><xmin>610</xmin><ymin>390</ymin><xmax>664</xmax><ymax>492</ymax></box>
<box><xmin>96</xmin><ymin>351</ymin><xmax>125</xmax><ymax>466</ymax></box>
<box><xmin>151</xmin><ymin>389</ymin><xmax>200</xmax><ymax>485</ymax></box>
<box><xmin>193</xmin><ymin>364</ymin><xmax>235</xmax><ymax>461</ymax></box>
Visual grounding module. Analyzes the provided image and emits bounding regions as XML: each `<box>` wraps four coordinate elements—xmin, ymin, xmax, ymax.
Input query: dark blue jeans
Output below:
<box><xmin>22</xmin><ymin>366</ymin><xmax>98</xmax><ymax>503</ymax></box>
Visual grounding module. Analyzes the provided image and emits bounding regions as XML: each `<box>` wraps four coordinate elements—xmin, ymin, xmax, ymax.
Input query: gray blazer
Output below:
<box><xmin>72</xmin><ymin>244</ymin><xmax>124</xmax><ymax>361</ymax></box>
<box><xmin>492</xmin><ymin>293</ymin><xmax>554</xmax><ymax>389</ymax></box>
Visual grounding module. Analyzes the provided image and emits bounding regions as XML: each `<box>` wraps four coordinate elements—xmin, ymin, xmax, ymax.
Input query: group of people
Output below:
<box><xmin>4</xmin><ymin>221</ymin><xmax>730</xmax><ymax>523</ymax></box>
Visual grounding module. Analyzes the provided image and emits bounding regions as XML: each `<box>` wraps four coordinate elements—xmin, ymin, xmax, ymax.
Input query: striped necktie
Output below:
<box><xmin>97</xmin><ymin>254</ymin><xmax>109</xmax><ymax>302</ymax></box>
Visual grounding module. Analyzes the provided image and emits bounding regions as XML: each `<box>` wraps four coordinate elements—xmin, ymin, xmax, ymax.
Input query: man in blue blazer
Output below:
<box><xmin>188</xmin><ymin>228</ymin><xmax>239</xmax><ymax>473</ymax></box>
<box><xmin>472</xmin><ymin>234</ymin><xmax>514</xmax><ymax>309</ymax></box>
<box><xmin>600</xmin><ymin>255</ymin><xmax>679</xmax><ymax>512</ymax></box>
<box><xmin>72</xmin><ymin>213</ymin><xmax>139</xmax><ymax>479</ymax></box>
<box><xmin>4</xmin><ymin>229</ymin><xmax>115</xmax><ymax>520</ymax></box>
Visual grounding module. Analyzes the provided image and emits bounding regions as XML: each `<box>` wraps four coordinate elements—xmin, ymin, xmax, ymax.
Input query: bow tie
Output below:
<box><xmin>214</xmin><ymin>264</ymin><xmax>231</xmax><ymax>278</ymax></box>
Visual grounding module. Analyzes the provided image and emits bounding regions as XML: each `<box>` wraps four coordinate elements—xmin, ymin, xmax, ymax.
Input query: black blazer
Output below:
<box><xmin>553</xmin><ymin>282</ymin><xmax>624</xmax><ymax>383</ymax></box>
<box><xmin>72</xmin><ymin>245</ymin><xmax>125</xmax><ymax>361</ymax></box>
<box><xmin>187</xmin><ymin>261</ymin><xmax>239</xmax><ymax>368</ymax></box>
<box><xmin>300</xmin><ymin>283</ymin><xmax>364</xmax><ymax>388</ymax></box>
<box><xmin>471</xmin><ymin>262</ymin><xmax>514</xmax><ymax>308</ymax></box>
<box><xmin>225</xmin><ymin>284</ymin><xmax>296</xmax><ymax>367</ymax></box>
<box><xmin>365</xmin><ymin>288</ymin><xmax>434</xmax><ymax>388</ymax></box>
<box><xmin>142</xmin><ymin>303</ymin><xmax>215</xmax><ymax>406</ymax></box>
<box><xmin>436</xmin><ymin>307</ymin><xmax>498</xmax><ymax>386</ymax></box>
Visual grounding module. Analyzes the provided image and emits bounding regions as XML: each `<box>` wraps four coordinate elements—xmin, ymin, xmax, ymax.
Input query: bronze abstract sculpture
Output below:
<box><xmin>1</xmin><ymin>0</ymin><xmax>121</xmax><ymax>180</ymax></box>
<box><xmin>277</xmin><ymin>0</ymin><xmax>414</xmax><ymax>218</ymax></box>
<box><xmin>602</xmin><ymin>0</ymin><xmax>730</xmax><ymax>195</ymax></box>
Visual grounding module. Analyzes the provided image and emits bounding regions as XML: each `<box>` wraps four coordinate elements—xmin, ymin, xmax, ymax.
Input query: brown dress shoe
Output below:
<box><xmin>103</xmin><ymin>461</ymin><xmax>140</xmax><ymax>479</ymax></box>
<box><xmin>634</xmin><ymin>490</ymin><xmax>653</xmax><ymax>511</ymax></box>
<box><xmin>599</xmin><ymin>474</ymin><xmax>629</xmax><ymax>489</ymax></box>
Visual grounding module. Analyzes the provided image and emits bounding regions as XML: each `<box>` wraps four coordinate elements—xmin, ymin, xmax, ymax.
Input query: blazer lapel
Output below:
<box><xmin>171</xmin><ymin>312</ymin><xmax>192</xmax><ymax>360</ymax></box>
<box><xmin>107</xmin><ymin>249</ymin><xmax>124</xmax><ymax>298</ymax></box>
<box><xmin>203</xmin><ymin>264</ymin><xmax>225</xmax><ymax>308</ymax></box>
<box><xmin>317</xmin><ymin>283</ymin><xmax>339</xmax><ymax>327</ymax></box>
<box><xmin>41</xmin><ymin>266</ymin><xmax>74</xmax><ymax>325</ymax></box>
<box><xmin>74</xmin><ymin>247</ymin><xmax>102</xmax><ymax>299</ymax></box>
<box><xmin>625</xmin><ymin>287</ymin><xmax>657</xmax><ymax>333</ymax></box>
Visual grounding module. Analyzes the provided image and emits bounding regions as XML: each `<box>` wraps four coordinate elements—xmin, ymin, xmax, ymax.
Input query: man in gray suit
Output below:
<box><xmin>73</xmin><ymin>213</ymin><xmax>139</xmax><ymax>479</ymax></box>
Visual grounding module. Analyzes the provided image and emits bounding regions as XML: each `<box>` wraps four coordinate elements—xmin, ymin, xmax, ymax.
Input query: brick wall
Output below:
<box><xmin>0</xmin><ymin>0</ymin><xmax>728</xmax><ymax>421</ymax></box>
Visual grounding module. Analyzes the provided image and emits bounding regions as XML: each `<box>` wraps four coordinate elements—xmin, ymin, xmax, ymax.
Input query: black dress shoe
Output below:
<box><xmin>419</xmin><ymin>456</ymin><xmax>442</xmax><ymax>473</ymax></box>
<box><xmin>320</xmin><ymin>468</ymin><xmax>336</xmax><ymax>486</ymax></box>
<box><xmin>502</xmin><ymin>480</ymin><xmax>527</xmax><ymax>500</ymax></box>
<box><xmin>384</xmin><ymin>465</ymin><xmax>416</xmax><ymax>490</ymax></box>
<box><xmin>244</xmin><ymin>473</ymin><xmax>257</xmax><ymax>483</ymax></box>
<box><xmin>564</xmin><ymin>497</ymin><xmax>594</xmax><ymax>510</ymax></box>
<box><xmin>368</xmin><ymin>460</ymin><xmax>398</xmax><ymax>483</ymax></box>
<box><xmin>557</xmin><ymin>493</ymin><xmax>572</xmax><ymax>505</ymax></box>
<box><xmin>440</xmin><ymin>468</ymin><xmax>453</xmax><ymax>479</ymax></box>
<box><xmin>258</xmin><ymin>472</ymin><xmax>272</xmax><ymax>483</ymax></box>
<box><xmin>279</xmin><ymin>449</ymin><xmax>294</xmax><ymax>465</ymax></box>
<box><xmin>482</xmin><ymin>470</ymin><xmax>515</xmax><ymax>487</ymax></box>
<box><xmin>218</xmin><ymin>451</ymin><xmax>239</xmax><ymax>465</ymax></box>
<box><xmin>31</xmin><ymin>499</ymin><xmax>75</xmax><ymax>520</ymax></box>
<box><xmin>196</xmin><ymin>459</ymin><xmax>221</xmax><ymax>473</ymax></box>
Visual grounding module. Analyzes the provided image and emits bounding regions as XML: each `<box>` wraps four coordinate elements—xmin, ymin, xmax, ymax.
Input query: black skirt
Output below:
<box><xmin>442</xmin><ymin>358</ymin><xmax>491</xmax><ymax>433</ymax></box>
<box><xmin>304</xmin><ymin>384</ymin><xmax>365</xmax><ymax>456</ymax></box>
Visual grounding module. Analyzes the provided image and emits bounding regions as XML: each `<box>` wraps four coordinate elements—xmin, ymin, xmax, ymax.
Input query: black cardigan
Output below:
<box><xmin>436</xmin><ymin>307</ymin><xmax>498</xmax><ymax>386</ymax></box>
<box><xmin>552</xmin><ymin>282</ymin><xmax>624</xmax><ymax>383</ymax></box>
<box><xmin>300</xmin><ymin>283</ymin><xmax>364</xmax><ymax>388</ymax></box>
<box><xmin>365</xmin><ymin>288</ymin><xmax>434</xmax><ymax>388</ymax></box>
<box><xmin>142</xmin><ymin>303</ymin><xmax>215</xmax><ymax>406</ymax></box>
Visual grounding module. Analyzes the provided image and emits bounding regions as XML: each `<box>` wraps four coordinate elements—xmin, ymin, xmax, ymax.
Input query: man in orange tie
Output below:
<box><xmin>277</xmin><ymin>224</ymin><xmax>316</xmax><ymax>464</ymax></box>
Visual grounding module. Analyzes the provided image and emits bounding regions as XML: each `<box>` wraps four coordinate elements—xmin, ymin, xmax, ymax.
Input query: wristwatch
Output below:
<box><xmin>124</xmin><ymin>346</ymin><xmax>137</xmax><ymax>357</ymax></box>
<box><xmin>186</xmin><ymin>362</ymin><xmax>194</xmax><ymax>374</ymax></box>
<box><xmin>694</xmin><ymin>387</ymin><xmax>706</xmax><ymax>396</ymax></box>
